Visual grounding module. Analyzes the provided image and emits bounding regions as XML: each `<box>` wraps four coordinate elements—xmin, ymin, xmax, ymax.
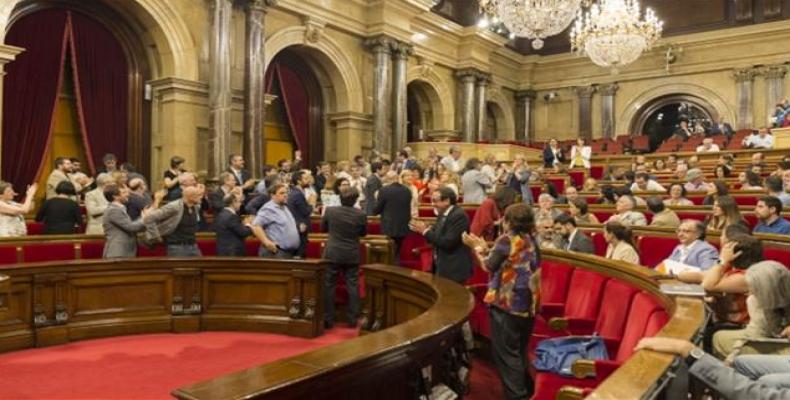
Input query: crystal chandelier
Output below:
<box><xmin>478</xmin><ymin>0</ymin><xmax>584</xmax><ymax>50</ymax></box>
<box><xmin>570</xmin><ymin>0</ymin><xmax>663</xmax><ymax>73</ymax></box>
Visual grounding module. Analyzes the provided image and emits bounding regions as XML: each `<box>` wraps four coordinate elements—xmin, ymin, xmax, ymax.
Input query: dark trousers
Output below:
<box><xmin>258</xmin><ymin>246</ymin><xmax>297</xmax><ymax>259</ymax></box>
<box><xmin>324</xmin><ymin>263</ymin><xmax>360</xmax><ymax>326</ymax></box>
<box><xmin>392</xmin><ymin>236</ymin><xmax>405</xmax><ymax>266</ymax></box>
<box><xmin>297</xmin><ymin>232</ymin><xmax>308</xmax><ymax>258</ymax></box>
<box><xmin>490</xmin><ymin>306</ymin><xmax>535</xmax><ymax>400</ymax></box>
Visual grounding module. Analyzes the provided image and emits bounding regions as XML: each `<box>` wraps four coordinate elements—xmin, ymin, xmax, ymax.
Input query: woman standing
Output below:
<box><xmin>0</xmin><ymin>181</ymin><xmax>38</xmax><ymax>237</ymax></box>
<box><xmin>461</xmin><ymin>158</ymin><xmax>492</xmax><ymax>204</ymax></box>
<box><xmin>569</xmin><ymin>138</ymin><xmax>591</xmax><ymax>169</ymax></box>
<box><xmin>470</xmin><ymin>187</ymin><xmax>517</xmax><ymax>241</ymax></box>
<box><xmin>603</xmin><ymin>221</ymin><xmax>640</xmax><ymax>265</ymax></box>
<box><xmin>35</xmin><ymin>181</ymin><xmax>82</xmax><ymax>234</ymax></box>
<box><xmin>463</xmin><ymin>203</ymin><xmax>540</xmax><ymax>399</ymax></box>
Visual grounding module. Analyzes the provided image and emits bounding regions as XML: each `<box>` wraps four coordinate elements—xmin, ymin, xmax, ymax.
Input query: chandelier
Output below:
<box><xmin>478</xmin><ymin>0</ymin><xmax>585</xmax><ymax>50</ymax></box>
<box><xmin>570</xmin><ymin>0</ymin><xmax>663</xmax><ymax>73</ymax></box>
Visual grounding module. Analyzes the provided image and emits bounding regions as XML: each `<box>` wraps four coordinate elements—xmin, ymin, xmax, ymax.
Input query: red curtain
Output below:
<box><xmin>68</xmin><ymin>11</ymin><xmax>129</xmax><ymax>175</ymax></box>
<box><xmin>276</xmin><ymin>63</ymin><xmax>310</xmax><ymax>165</ymax></box>
<box><xmin>2</xmin><ymin>9</ymin><xmax>69</xmax><ymax>193</ymax></box>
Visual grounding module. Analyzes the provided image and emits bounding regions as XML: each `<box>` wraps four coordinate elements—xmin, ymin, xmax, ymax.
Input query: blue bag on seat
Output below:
<box><xmin>532</xmin><ymin>335</ymin><xmax>609</xmax><ymax>377</ymax></box>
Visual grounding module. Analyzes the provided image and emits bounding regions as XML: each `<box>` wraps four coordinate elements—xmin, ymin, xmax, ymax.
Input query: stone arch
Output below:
<box><xmin>407</xmin><ymin>66</ymin><xmax>454</xmax><ymax>131</ymax></box>
<box><xmin>619</xmin><ymin>83</ymin><xmax>736</xmax><ymax>136</ymax></box>
<box><xmin>266</xmin><ymin>26</ymin><xmax>364</xmax><ymax>114</ymax></box>
<box><xmin>486</xmin><ymin>89</ymin><xmax>516</xmax><ymax>140</ymax></box>
<box><xmin>4</xmin><ymin>0</ymin><xmax>197</xmax><ymax>79</ymax></box>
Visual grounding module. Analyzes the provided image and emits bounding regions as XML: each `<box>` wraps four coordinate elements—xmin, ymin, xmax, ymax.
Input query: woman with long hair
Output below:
<box><xmin>603</xmin><ymin>221</ymin><xmax>640</xmax><ymax>265</ymax></box>
<box><xmin>707</xmin><ymin>195</ymin><xmax>746</xmax><ymax>232</ymax></box>
<box><xmin>463</xmin><ymin>203</ymin><xmax>540</xmax><ymax>399</ymax></box>
<box><xmin>703</xmin><ymin>180</ymin><xmax>730</xmax><ymax>206</ymax></box>
<box><xmin>400</xmin><ymin>169</ymin><xmax>420</xmax><ymax>218</ymax></box>
<box><xmin>596</xmin><ymin>185</ymin><xmax>617</xmax><ymax>205</ymax></box>
<box><xmin>569</xmin><ymin>197</ymin><xmax>600</xmax><ymax>225</ymax></box>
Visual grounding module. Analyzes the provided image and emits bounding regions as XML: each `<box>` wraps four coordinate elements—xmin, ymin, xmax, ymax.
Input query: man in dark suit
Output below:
<box><xmin>244</xmin><ymin>175</ymin><xmax>280</xmax><ymax>215</ymax></box>
<box><xmin>409</xmin><ymin>187</ymin><xmax>473</xmax><ymax>283</ymax></box>
<box><xmin>543</xmin><ymin>139</ymin><xmax>564</xmax><ymax>168</ymax></box>
<box><xmin>321</xmin><ymin>188</ymin><xmax>367</xmax><ymax>328</ymax></box>
<box><xmin>553</xmin><ymin>213</ymin><xmax>594</xmax><ymax>254</ymax></box>
<box><xmin>214</xmin><ymin>194</ymin><xmax>253</xmax><ymax>256</ymax></box>
<box><xmin>364</xmin><ymin>161</ymin><xmax>388</xmax><ymax>216</ymax></box>
<box><xmin>373</xmin><ymin>171</ymin><xmax>412</xmax><ymax>265</ymax></box>
<box><xmin>226</xmin><ymin>154</ymin><xmax>256</xmax><ymax>193</ymax></box>
<box><xmin>708</xmin><ymin>116</ymin><xmax>734</xmax><ymax>138</ymax></box>
<box><xmin>287</xmin><ymin>170</ymin><xmax>316</xmax><ymax>257</ymax></box>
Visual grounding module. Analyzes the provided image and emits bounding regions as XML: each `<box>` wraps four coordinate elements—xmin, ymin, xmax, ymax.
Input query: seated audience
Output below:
<box><xmin>703</xmin><ymin>180</ymin><xmax>730</xmax><ymax>206</ymax></box>
<box><xmin>765</xmin><ymin>175</ymin><xmax>790</xmax><ymax>207</ymax></box>
<box><xmin>631</xmin><ymin>172</ymin><xmax>666</xmax><ymax>192</ymax></box>
<box><xmin>684</xmin><ymin>168</ymin><xmax>710</xmax><ymax>192</ymax></box>
<box><xmin>553</xmin><ymin>213</ymin><xmax>594</xmax><ymax>253</ymax></box>
<box><xmin>603</xmin><ymin>221</ymin><xmax>640</xmax><ymax>264</ymax></box>
<box><xmin>714</xmin><ymin>165</ymin><xmax>730</xmax><ymax>180</ymax></box>
<box><xmin>636</xmin><ymin>337</ymin><xmax>790</xmax><ymax>398</ymax></box>
<box><xmin>569</xmin><ymin>197</ymin><xmax>600</xmax><ymax>225</ymax></box>
<box><xmin>582</xmin><ymin>177</ymin><xmax>598</xmax><ymax>192</ymax></box>
<box><xmin>251</xmin><ymin>183</ymin><xmax>301</xmax><ymax>259</ymax></box>
<box><xmin>664</xmin><ymin>183</ymin><xmax>694</xmax><ymax>206</ymax></box>
<box><xmin>596</xmin><ymin>184</ymin><xmax>617</xmax><ymax>205</ymax></box>
<box><xmin>741</xmin><ymin>171</ymin><xmax>764</xmax><ymax>191</ymax></box>
<box><xmin>536</xmin><ymin>216</ymin><xmax>559</xmax><ymax>249</ymax></box>
<box><xmin>470</xmin><ymin>187</ymin><xmax>517</xmax><ymax>241</ymax></box>
<box><xmin>213</xmin><ymin>194</ymin><xmax>253</xmax><ymax>256</ymax></box>
<box><xmin>36</xmin><ymin>181</ymin><xmax>81</xmax><ymax>235</ymax></box>
<box><xmin>102</xmin><ymin>184</ymin><xmax>149</xmax><ymax>259</ymax></box>
<box><xmin>651</xmin><ymin>159</ymin><xmax>671</xmax><ymax>173</ymax></box>
<box><xmin>556</xmin><ymin>186</ymin><xmax>578</xmax><ymax>204</ymax></box>
<box><xmin>606</xmin><ymin>195</ymin><xmax>647</xmax><ymax>226</ymax></box>
<box><xmin>461</xmin><ymin>158</ymin><xmax>492</xmax><ymax>204</ymax></box>
<box><xmin>707</xmin><ymin>195</ymin><xmax>747</xmax><ymax>232</ymax></box>
<box><xmin>742</xmin><ymin>127</ymin><xmax>775</xmax><ymax>149</ymax></box>
<box><xmin>664</xmin><ymin>220</ymin><xmax>719</xmax><ymax>270</ymax></box>
<box><xmin>321</xmin><ymin>188</ymin><xmax>367</xmax><ymax>329</ymax></box>
<box><xmin>647</xmin><ymin>196</ymin><xmax>680</xmax><ymax>228</ymax></box>
<box><xmin>753</xmin><ymin>196</ymin><xmax>790</xmax><ymax>235</ymax></box>
<box><xmin>713</xmin><ymin>261</ymin><xmax>790</xmax><ymax>362</ymax></box>
<box><xmin>569</xmin><ymin>138</ymin><xmax>591</xmax><ymax>169</ymax></box>
<box><xmin>533</xmin><ymin>193</ymin><xmax>562</xmax><ymax>221</ymax></box>
<box><xmin>696</xmin><ymin>138</ymin><xmax>720</xmax><ymax>153</ymax></box>
<box><xmin>0</xmin><ymin>181</ymin><xmax>37</xmax><ymax>237</ymax></box>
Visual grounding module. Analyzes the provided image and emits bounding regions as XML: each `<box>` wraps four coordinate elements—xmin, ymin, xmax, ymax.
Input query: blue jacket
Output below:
<box><xmin>668</xmin><ymin>240</ymin><xmax>719</xmax><ymax>270</ymax></box>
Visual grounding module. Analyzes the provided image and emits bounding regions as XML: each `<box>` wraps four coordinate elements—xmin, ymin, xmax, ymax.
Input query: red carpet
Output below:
<box><xmin>0</xmin><ymin>329</ymin><xmax>357</xmax><ymax>399</ymax></box>
<box><xmin>0</xmin><ymin>330</ymin><xmax>501</xmax><ymax>400</ymax></box>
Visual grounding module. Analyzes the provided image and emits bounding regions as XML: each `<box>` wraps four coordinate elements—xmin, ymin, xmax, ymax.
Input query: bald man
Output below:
<box><xmin>144</xmin><ymin>184</ymin><xmax>206</xmax><ymax>256</ymax></box>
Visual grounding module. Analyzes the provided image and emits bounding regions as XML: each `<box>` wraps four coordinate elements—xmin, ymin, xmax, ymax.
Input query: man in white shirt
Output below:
<box><xmin>440</xmin><ymin>145</ymin><xmax>463</xmax><ymax>173</ymax></box>
<box><xmin>742</xmin><ymin>127</ymin><xmax>775</xmax><ymax>149</ymax></box>
<box><xmin>696</xmin><ymin>138</ymin><xmax>720</xmax><ymax>153</ymax></box>
<box><xmin>631</xmin><ymin>172</ymin><xmax>666</xmax><ymax>192</ymax></box>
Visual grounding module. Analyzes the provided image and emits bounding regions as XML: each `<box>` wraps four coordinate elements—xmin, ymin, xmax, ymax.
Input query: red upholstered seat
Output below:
<box><xmin>686</xmin><ymin>195</ymin><xmax>705</xmax><ymax>206</ymax></box>
<box><xmin>535</xmin><ymin>269</ymin><xmax>607</xmax><ymax>337</ymax></box>
<box><xmin>590</xmin><ymin>166</ymin><xmax>604</xmax><ymax>180</ymax></box>
<box><xmin>676</xmin><ymin>211</ymin><xmax>707</xmax><ymax>222</ymax></box>
<box><xmin>0</xmin><ymin>246</ymin><xmax>19</xmax><ymax>264</ymax></box>
<box><xmin>310</xmin><ymin>221</ymin><xmax>322</xmax><ymax>232</ymax></box>
<box><xmin>418</xmin><ymin>208</ymin><xmax>434</xmax><ymax>217</ymax></box>
<box><xmin>743</xmin><ymin>214</ymin><xmax>758</xmax><ymax>229</ymax></box>
<box><xmin>568</xmin><ymin>171</ymin><xmax>584</xmax><ymax>189</ymax></box>
<box><xmin>399</xmin><ymin>232</ymin><xmax>427</xmax><ymax>270</ymax></box>
<box><xmin>366</xmin><ymin>221</ymin><xmax>382</xmax><ymax>235</ymax></box>
<box><xmin>305</xmin><ymin>240</ymin><xmax>324</xmax><ymax>259</ymax></box>
<box><xmin>539</xmin><ymin>261</ymin><xmax>574</xmax><ymax>308</ymax></box>
<box><xmin>590</xmin><ymin>232</ymin><xmax>607</xmax><ymax>257</ymax></box>
<box><xmin>530</xmin><ymin>186</ymin><xmax>542</xmax><ymax>203</ymax></box>
<box><xmin>245</xmin><ymin>239</ymin><xmax>259</xmax><ymax>256</ymax></box>
<box><xmin>637</xmin><ymin>236</ymin><xmax>677</xmax><ymax>268</ymax></box>
<box><xmin>80</xmin><ymin>241</ymin><xmax>105</xmax><ymax>259</ymax></box>
<box><xmin>137</xmin><ymin>244</ymin><xmax>167</xmax><ymax>257</ymax></box>
<box><xmin>547</xmin><ymin>178</ymin><xmax>565</xmax><ymax>194</ymax></box>
<box><xmin>764</xmin><ymin>247</ymin><xmax>790</xmax><ymax>266</ymax></box>
<box><xmin>22</xmin><ymin>243</ymin><xmax>76</xmax><ymax>263</ymax></box>
<box><xmin>592</xmin><ymin>211</ymin><xmax>613</xmax><ymax>224</ymax></box>
<box><xmin>463</xmin><ymin>208</ymin><xmax>476</xmax><ymax>221</ymax></box>
<box><xmin>25</xmin><ymin>222</ymin><xmax>44</xmax><ymax>235</ymax></box>
<box><xmin>197</xmin><ymin>239</ymin><xmax>217</xmax><ymax>256</ymax></box>
<box><xmin>733</xmin><ymin>196</ymin><xmax>759</xmax><ymax>206</ymax></box>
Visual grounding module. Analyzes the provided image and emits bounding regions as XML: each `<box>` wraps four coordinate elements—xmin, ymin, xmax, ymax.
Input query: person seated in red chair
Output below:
<box><xmin>553</xmin><ymin>213</ymin><xmax>594</xmax><ymax>254</ymax></box>
<box><xmin>605</xmin><ymin>195</ymin><xmax>647</xmax><ymax>226</ymax></box>
<box><xmin>742</xmin><ymin>127</ymin><xmax>775</xmax><ymax>149</ymax></box>
<box><xmin>470</xmin><ymin>186</ymin><xmax>517</xmax><ymax>242</ymax></box>
<box><xmin>408</xmin><ymin>187</ymin><xmax>472</xmax><ymax>284</ymax></box>
<box><xmin>662</xmin><ymin>220</ymin><xmax>719</xmax><ymax>272</ymax></box>
<box><xmin>753</xmin><ymin>196</ymin><xmax>790</xmax><ymax>235</ymax></box>
<box><xmin>684</xmin><ymin>168</ymin><xmax>711</xmax><ymax>192</ymax></box>
<box><xmin>630</xmin><ymin>172</ymin><xmax>666</xmax><ymax>193</ymax></box>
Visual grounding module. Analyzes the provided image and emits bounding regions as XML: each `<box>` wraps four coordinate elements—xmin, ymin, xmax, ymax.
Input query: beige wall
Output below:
<box><xmin>2</xmin><ymin>0</ymin><xmax>790</xmax><ymax>180</ymax></box>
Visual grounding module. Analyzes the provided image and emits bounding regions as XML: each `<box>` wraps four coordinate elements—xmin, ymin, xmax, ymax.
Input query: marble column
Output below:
<box><xmin>243</xmin><ymin>0</ymin><xmax>276</xmax><ymax>179</ymax></box>
<box><xmin>574</xmin><ymin>85</ymin><xmax>596</xmax><ymax>141</ymax></box>
<box><xmin>365</xmin><ymin>35</ymin><xmax>394</xmax><ymax>156</ymax></box>
<box><xmin>455</xmin><ymin>69</ymin><xmax>478</xmax><ymax>143</ymax></box>
<box><xmin>474</xmin><ymin>73</ymin><xmax>491</xmax><ymax>141</ymax></box>
<box><xmin>599</xmin><ymin>83</ymin><xmax>619</xmax><ymax>140</ymax></box>
<box><xmin>764</xmin><ymin>64</ymin><xmax>787</xmax><ymax>124</ymax></box>
<box><xmin>208</xmin><ymin>0</ymin><xmax>233</xmax><ymax>179</ymax></box>
<box><xmin>0</xmin><ymin>44</ymin><xmax>24</xmax><ymax>176</ymax></box>
<box><xmin>514</xmin><ymin>90</ymin><xmax>535</xmax><ymax>143</ymax></box>
<box><xmin>733</xmin><ymin>68</ymin><xmax>759</xmax><ymax>129</ymax></box>
<box><xmin>391</xmin><ymin>41</ymin><xmax>413</xmax><ymax>153</ymax></box>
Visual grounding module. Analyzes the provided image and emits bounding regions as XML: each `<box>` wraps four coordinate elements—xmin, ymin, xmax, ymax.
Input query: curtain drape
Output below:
<box><xmin>2</xmin><ymin>9</ymin><xmax>69</xmax><ymax>193</ymax></box>
<box><xmin>276</xmin><ymin>63</ymin><xmax>311</xmax><ymax>166</ymax></box>
<box><xmin>68</xmin><ymin>11</ymin><xmax>129</xmax><ymax>175</ymax></box>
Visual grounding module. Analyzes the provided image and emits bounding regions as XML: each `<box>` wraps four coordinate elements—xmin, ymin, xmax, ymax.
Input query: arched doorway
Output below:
<box><xmin>406</xmin><ymin>80</ymin><xmax>437</xmax><ymax>142</ymax></box>
<box><xmin>630</xmin><ymin>94</ymin><xmax>717</xmax><ymax>151</ymax></box>
<box><xmin>4</xmin><ymin>2</ymin><xmax>152</xmax><ymax>200</ymax></box>
<box><xmin>264</xmin><ymin>48</ymin><xmax>324</xmax><ymax>169</ymax></box>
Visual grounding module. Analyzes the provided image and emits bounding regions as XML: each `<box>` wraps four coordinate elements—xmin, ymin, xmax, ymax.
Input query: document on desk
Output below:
<box><xmin>656</xmin><ymin>259</ymin><xmax>702</xmax><ymax>276</ymax></box>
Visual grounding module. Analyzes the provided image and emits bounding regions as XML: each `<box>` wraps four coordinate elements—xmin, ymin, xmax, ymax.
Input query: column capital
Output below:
<box><xmin>598</xmin><ymin>83</ymin><xmax>619</xmax><ymax>96</ymax></box>
<box><xmin>0</xmin><ymin>44</ymin><xmax>24</xmax><ymax>65</ymax></box>
<box><xmin>763</xmin><ymin>65</ymin><xmax>788</xmax><ymax>80</ymax></box>
<box><xmin>246</xmin><ymin>0</ymin><xmax>278</xmax><ymax>12</ymax></box>
<box><xmin>733</xmin><ymin>67</ymin><xmax>759</xmax><ymax>83</ymax></box>
<box><xmin>573</xmin><ymin>85</ymin><xmax>596</xmax><ymax>98</ymax></box>
<box><xmin>364</xmin><ymin>35</ymin><xmax>396</xmax><ymax>54</ymax></box>
<box><xmin>455</xmin><ymin>68</ymin><xmax>480</xmax><ymax>83</ymax></box>
<box><xmin>514</xmin><ymin>90</ymin><xmax>536</xmax><ymax>101</ymax></box>
<box><xmin>391</xmin><ymin>41</ymin><xmax>413</xmax><ymax>60</ymax></box>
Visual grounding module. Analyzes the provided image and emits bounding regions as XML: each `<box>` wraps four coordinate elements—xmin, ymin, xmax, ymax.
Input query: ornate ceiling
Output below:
<box><xmin>432</xmin><ymin>0</ymin><xmax>790</xmax><ymax>56</ymax></box>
